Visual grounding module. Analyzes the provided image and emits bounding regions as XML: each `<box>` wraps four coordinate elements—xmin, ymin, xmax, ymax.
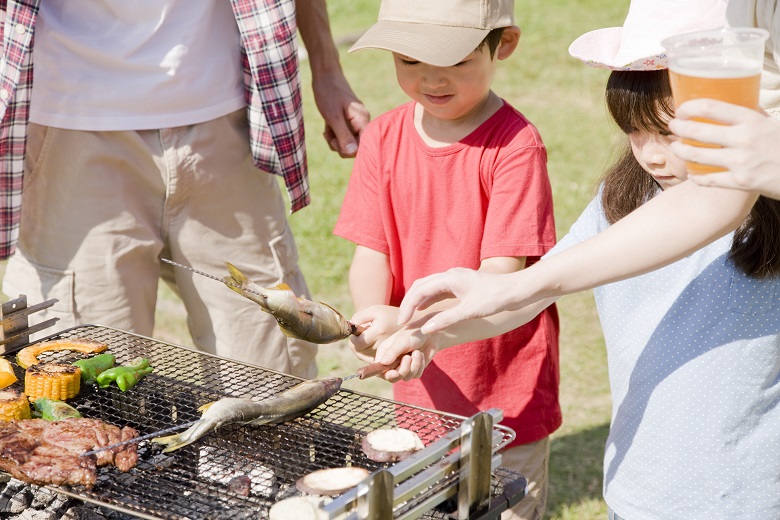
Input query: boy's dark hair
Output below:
<box><xmin>600</xmin><ymin>69</ymin><xmax>780</xmax><ymax>279</ymax></box>
<box><xmin>477</xmin><ymin>28</ymin><xmax>506</xmax><ymax>58</ymax></box>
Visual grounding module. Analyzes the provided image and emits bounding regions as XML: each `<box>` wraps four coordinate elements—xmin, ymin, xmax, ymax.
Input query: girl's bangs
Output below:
<box><xmin>605</xmin><ymin>70</ymin><xmax>674</xmax><ymax>134</ymax></box>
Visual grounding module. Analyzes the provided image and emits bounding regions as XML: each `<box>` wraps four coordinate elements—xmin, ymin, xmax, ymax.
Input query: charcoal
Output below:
<box><xmin>60</xmin><ymin>506</ymin><xmax>109</xmax><ymax>520</ymax></box>
<box><xmin>6</xmin><ymin>485</ymin><xmax>31</xmax><ymax>514</ymax></box>
<box><xmin>48</xmin><ymin>493</ymin><xmax>72</xmax><ymax>516</ymax></box>
<box><xmin>227</xmin><ymin>474</ymin><xmax>252</xmax><ymax>496</ymax></box>
<box><xmin>19</xmin><ymin>508</ymin><xmax>59</xmax><ymax>520</ymax></box>
<box><xmin>30</xmin><ymin>485</ymin><xmax>56</xmax><ymax>508</ymax></box>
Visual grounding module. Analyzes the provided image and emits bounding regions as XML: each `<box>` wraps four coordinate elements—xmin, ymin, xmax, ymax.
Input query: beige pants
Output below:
<box><xmin>500</xmin><ymin>437</ymin><xmax>550</xmax><ymax>520</ymax></box>
<box><xmin>2</xmin><ymin>110</ymin><xmax>317</xmax><ymax>378</ymax></box>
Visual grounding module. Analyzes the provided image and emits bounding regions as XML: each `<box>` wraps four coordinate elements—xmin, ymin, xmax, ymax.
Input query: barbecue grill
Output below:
<box><xmin>1</xmin><ymin>324</ymin><xmax>526</xmax><ymax>519</ymax></box>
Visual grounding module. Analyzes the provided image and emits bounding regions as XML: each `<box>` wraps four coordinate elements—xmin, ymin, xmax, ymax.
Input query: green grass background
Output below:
<box><xmin>4</xmin><ymin>1</ymin><xmax>629</xmax><ymax>518</ymax></box>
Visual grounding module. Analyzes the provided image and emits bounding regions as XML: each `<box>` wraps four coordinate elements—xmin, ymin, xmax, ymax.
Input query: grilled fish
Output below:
<box><xmin>223</xmin><ymin>262</ymin><xmax>357</xmax><ymax>343</ymax></box>
<box><xmin>152</xmin><ymin>377</ymin><xmax>343</xmax><ymax>453</ymax></box>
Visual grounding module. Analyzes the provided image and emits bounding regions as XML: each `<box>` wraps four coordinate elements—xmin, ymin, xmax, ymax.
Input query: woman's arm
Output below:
<box><xmin>374</xmin><ymin>297</ymin><xmax>557</xmax><ymax>381</ymax></box>
<box><xmin>400</xmin><ymin>180</ymin><xmax>757</xmax><ymax>333</ymax></box>
<box><xmin>351</xmin><ymin>256</ymin><xmax>527</xmax><ymax>376</ymax></box>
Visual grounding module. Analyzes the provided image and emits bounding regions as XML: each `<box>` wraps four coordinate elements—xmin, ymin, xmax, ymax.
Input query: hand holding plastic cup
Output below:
<box><xmin>662</xmin><ymin>27</ymin><xmax>769</xmax><ymax>174</ymax></box>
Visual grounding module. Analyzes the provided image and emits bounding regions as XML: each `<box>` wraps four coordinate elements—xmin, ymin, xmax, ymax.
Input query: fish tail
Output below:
<box><xmin>224</xmin><ymin>262</ymin><xmax>247</xmax><ymax>285</ymax></box>
<box><xmin>222</xmin><ymin>262</ymin><xmax>248</xmax><ymax>297</ymax></box>
<box><xmin>222</xmin><ymin>281</ymin><xmax>247</xmax><ymax>298</ymax></box>
<box><xmin>222</xmin><ymin>262</ymin><xmax>273</xmax><ymax>312</ymax></box>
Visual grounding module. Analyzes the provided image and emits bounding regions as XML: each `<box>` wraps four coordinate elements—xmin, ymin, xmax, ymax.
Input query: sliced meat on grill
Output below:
<box><xmin>40</xmin><ymin>417</ymin><xmax>139</xmax><ymax>471</ymax></box>
<box><xmin>0</xmin><ymin>418</ymin><xmax>139</xmax><ymax>488</ymax></box>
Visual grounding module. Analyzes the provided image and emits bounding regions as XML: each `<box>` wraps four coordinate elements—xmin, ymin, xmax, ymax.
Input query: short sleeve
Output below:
<box><xmin>480</xmin><ymin>143</ymin><xmax>556</xmax><ymax>260</ymax></box>
<box><xmin>333</xmin><ymin>122</ymin><xmax>390</xmax><ymax>254</ymax></box>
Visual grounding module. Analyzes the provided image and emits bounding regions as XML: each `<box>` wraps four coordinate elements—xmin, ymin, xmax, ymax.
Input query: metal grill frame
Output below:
<box><xmin>1</xmin><ymin>325</ymin><xmax>520</xmax><ymax>519</ymax></box>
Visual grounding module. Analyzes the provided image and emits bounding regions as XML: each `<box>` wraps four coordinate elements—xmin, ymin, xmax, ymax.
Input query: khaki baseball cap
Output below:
<box><xmin>349</xmin><ymin>0</ymin><xmax>515</xmax><ymax>67</ymax></box>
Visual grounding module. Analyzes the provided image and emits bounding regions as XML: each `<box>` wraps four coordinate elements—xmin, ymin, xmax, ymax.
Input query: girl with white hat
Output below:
<box><xmin>373</xmin><ymin>1</ymin><xmax>780</xmax><ymax>518</ymax></box>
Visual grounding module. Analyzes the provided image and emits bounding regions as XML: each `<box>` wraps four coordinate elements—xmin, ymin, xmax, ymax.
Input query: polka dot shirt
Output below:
<box><xmin>547</xmin><ymin>194</ymin><xmax>780</xmax><ymax>519</ymax></box>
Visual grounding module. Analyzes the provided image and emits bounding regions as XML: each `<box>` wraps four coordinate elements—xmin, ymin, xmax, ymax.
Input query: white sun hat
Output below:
<box><xmin>568</xmin><ymin>0</ymin><xmax>729</xmax><ymax>71</ymax></box>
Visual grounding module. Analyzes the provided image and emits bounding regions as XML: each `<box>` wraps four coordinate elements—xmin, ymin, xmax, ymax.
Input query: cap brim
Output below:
<box><xmin>568</xmin><ymin>27</ymin><xmax>667</xmax><ymax>71</ymax></box>
<box><xmin>349</xmin><ymin>20</ymin><xmax>489</xmax><ymax>67</ymax></box>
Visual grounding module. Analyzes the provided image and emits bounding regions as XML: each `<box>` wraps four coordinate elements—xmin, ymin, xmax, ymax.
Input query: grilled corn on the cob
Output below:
<box><xmin>24</xmin><ymin>363</ymin><xmax>81</xmax><ymax>402</ymax></box>
<box><xmin>0</xmin><ymin>389</ymin><xmax>31</xmax><ymax>421</ymax></box>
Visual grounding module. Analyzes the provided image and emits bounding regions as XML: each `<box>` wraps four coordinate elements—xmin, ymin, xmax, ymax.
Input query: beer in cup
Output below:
<box><xmin>661</xmin><ymin>28</ymin><xmax>769</xmax><ymax>174</ymax></box>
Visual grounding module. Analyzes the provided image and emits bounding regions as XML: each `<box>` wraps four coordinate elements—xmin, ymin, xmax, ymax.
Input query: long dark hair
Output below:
<box><xmin>600</xmin><ymin>69</ymin><xmax>780</xmax><ymax>279</ymax></box>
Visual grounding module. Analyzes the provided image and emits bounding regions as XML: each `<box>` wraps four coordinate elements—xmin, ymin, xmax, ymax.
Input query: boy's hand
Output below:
<box><xmin>373</xmin><ymin>326</ymin><xmax>441</xmax><ymax>382</ymax></box>
<box><xmin>348</xmin><ymin>305</ymin><xmax>402</xmax><ymax>362</ymax></box>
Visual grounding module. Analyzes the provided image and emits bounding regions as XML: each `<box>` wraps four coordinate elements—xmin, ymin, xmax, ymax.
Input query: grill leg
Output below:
<box><xmin>356</xmin><ymin>469</ymin><xmax>394</xmax><ymax>519</ymax></box>
<box><xmin>458</xmin><ymin>412</ymin><xmax>494</xmax><ymax>519</ymax></box>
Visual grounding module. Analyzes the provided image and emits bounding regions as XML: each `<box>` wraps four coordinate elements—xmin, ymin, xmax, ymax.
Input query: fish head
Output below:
<box><xmin>317</xmin><ymin>377</ymin><xmax>343</xmax><ymax>396</ymax></box>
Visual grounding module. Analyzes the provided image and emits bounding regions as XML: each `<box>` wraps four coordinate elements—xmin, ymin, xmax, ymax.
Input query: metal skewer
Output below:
<box><xmin>161</xmin><ymin>258</ymin><xmax>366</xmax><ymax>336</ymax></box>
<box><xmin>80</xmin><ymin>420</ymin><xmax>199</xmax><ymax>457</ymax></box>
<box><xmin>161</xmin><ymin>258</ymin><xmax>262</xmax><ymax>296</ymax></box>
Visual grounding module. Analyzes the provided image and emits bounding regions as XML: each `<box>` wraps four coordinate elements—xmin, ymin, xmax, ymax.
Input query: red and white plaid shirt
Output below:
<box><xmin>0</xmin><ymin>0</ymin><xmax>309</xmax><ymax>259</ymax></box>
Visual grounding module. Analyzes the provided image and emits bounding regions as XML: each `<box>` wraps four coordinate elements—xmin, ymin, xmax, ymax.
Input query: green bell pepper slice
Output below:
<box><xmin>33</xmin><ymin>397</ymin><xmax>82</xmax><ymax>421</ymax></box>
<box><xmin>73</xmin><ymin>353</ymin><xmax>116</xmax><ymax>384</ymax></box>
<box><xmin>96</xmin><ymin>357</ymin><xmax>154</xmax><ymax>392</ymax></box>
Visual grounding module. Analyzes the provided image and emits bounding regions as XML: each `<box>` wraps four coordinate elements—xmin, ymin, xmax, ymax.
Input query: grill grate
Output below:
<box><xmin>2</xmin><ymin>325</ymin><xmax>518</xmax><ymax>519</ymax></box>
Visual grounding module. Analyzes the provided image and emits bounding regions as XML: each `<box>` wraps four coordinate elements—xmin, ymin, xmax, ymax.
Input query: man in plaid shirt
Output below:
<box><xmin>0</xmin><ymin>0</ymin><xmax>369</xmax><ymax>378</ymax></box>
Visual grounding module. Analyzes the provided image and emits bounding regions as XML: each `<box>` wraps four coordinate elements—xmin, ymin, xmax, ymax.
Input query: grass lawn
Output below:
<box><xmin>3</xmin><ymin>1</ymin><xmax>629</xmax><ymax>518</ymax></box>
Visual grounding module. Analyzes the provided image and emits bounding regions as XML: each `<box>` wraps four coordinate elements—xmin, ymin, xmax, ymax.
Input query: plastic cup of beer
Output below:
<box><xmin>661</xmin><ymin>27</ymin><xmax>769</xmax><ymax>174</ymax></box>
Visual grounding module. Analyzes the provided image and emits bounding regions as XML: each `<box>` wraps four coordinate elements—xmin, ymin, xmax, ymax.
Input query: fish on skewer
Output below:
<box><xmin>162</xmin><ymin>258</ymin><xmax>364</xmax><ymax>344</ymax></box>
<box><xmin>152</xmin><ymin>377</ymin><xmax>344</xmax><ymax>453</ymax></box>
<box><xmin>84</xmin><ymin>362</ymin><xmax>399</xmax><ymax>457</ymax></box>
<box><xmin>223</xmin><ymin>262</ymin><xmax>362</xmax><ymax>343</ymax></box>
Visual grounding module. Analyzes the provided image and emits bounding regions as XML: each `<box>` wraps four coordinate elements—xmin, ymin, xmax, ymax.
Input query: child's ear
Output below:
<box><xmin>497</xmin><ymin>25</ymin><xmax>521</xmax><ymax>60</ymax></box>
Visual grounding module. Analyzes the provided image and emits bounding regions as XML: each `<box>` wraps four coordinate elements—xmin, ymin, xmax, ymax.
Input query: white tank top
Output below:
<box><xmin>29</xmin><ymin>0</ymin><xmax>246</xmax><ymax>130</ymax></box>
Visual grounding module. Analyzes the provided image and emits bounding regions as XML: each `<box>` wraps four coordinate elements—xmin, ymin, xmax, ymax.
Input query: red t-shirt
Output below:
<box><xmin>334</xmin><ymin>101</ymin><xmax>561</xmax><ymax>445</ymax></box>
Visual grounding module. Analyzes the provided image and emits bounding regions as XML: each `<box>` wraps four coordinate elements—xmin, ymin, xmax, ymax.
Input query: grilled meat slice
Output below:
<box><xmin>0</xmin><ymin>420</ymin><xmax>96</xmax><ymax>487</ymax></box>
<box><xmin>0</xmin><ymin>418</ymin><xmax>139</xmax><ymax>488</ymax></box>
<box><xmin>41</xmin><ymin>418</ymin><xmax>139</xmax><ymax>472</ymax></box>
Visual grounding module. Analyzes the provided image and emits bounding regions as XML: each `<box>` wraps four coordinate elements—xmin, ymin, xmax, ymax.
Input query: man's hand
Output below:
<box><xmin>296</xmin><ymin>0</ymin><xmax>371</xmax><ymax>158</ymax></box>
<box><xmin>312</xmin><ymin>73</ymin><xmax>370</xmax><ymax>157</ymax></box>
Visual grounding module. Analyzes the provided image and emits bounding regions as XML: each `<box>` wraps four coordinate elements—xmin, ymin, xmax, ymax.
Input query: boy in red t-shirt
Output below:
<box><xmin>333</xmin><ymin>1</ymin><xmax>560</xmax><ymax>518</ymax></box>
